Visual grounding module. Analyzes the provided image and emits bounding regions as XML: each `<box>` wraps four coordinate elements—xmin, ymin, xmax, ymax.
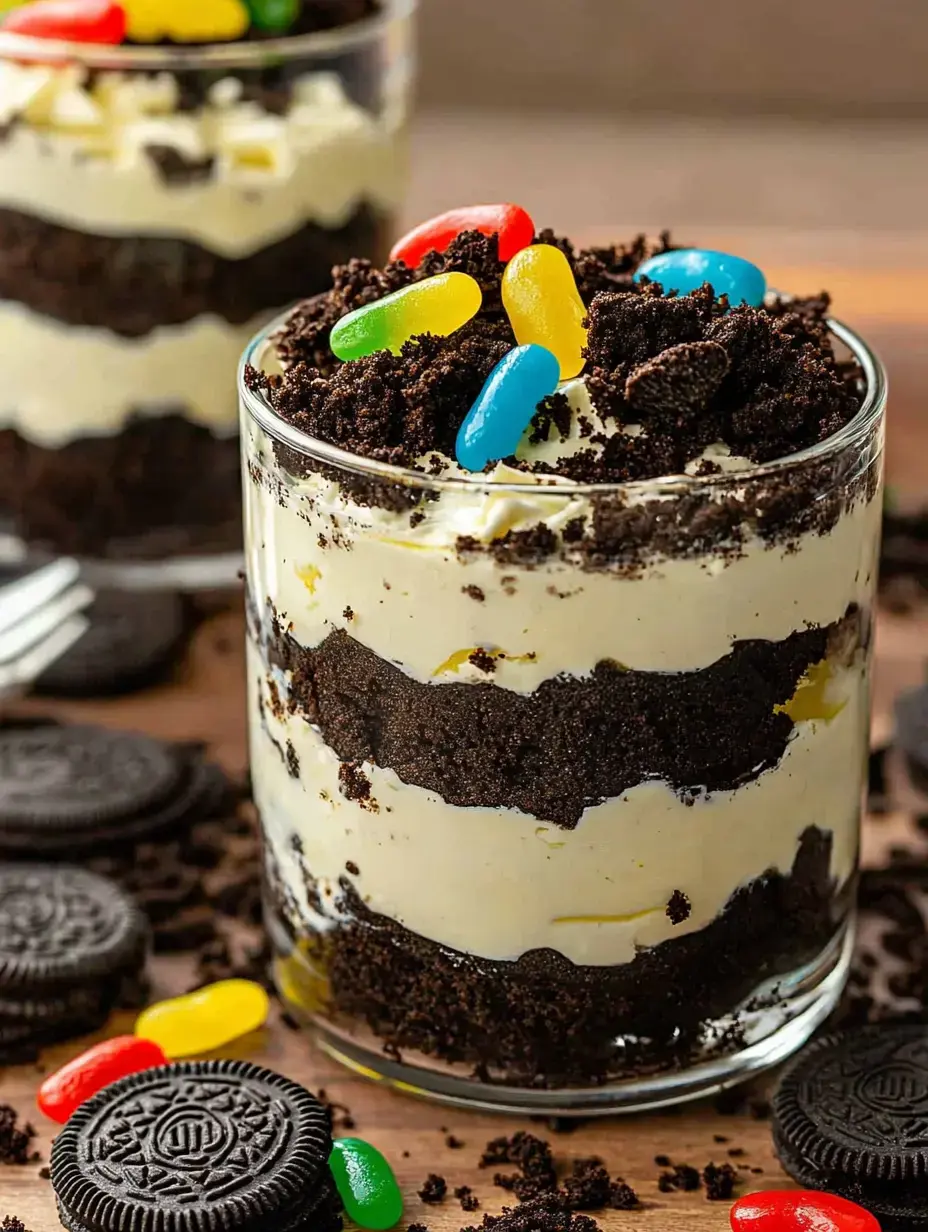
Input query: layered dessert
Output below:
<box><xmin>0</xmin><ymin>0</ymin><xmax>411</xmax><ymax>571</ymax></box>
<box><xmin>241</xmin><ymin>209</ymin><xmax>885</xmax><ymax>1103</ymax></box>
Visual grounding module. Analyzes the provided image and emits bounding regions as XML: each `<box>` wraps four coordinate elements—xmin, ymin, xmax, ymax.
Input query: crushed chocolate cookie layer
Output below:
<box><xmin>267</xmin><ymin>616</ymin><xmax>845</xmax><ymax>827</ymax></box>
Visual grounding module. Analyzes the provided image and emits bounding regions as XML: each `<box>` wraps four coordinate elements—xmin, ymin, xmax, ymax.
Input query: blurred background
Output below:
<box><xmin>408</xmin><ymin>0</ymin><xmax>927</xmax><ymax>493</ymax></box>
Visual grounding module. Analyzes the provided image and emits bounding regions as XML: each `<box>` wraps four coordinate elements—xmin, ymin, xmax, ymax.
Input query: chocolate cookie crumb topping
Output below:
<box><xmin>702</xmin><ymin>1162</ymin><xmax>738</xmax><ymax>1200</ymax></box>
<box><xmin>261</xmin><ymin>231</ymin><xmax>861</xmax><ymax>487</ymax></box>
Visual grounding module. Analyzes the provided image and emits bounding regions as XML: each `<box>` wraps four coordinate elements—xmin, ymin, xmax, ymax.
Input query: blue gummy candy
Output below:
<box><xmin>634</xmin><ymin>248</ymin><xmax>766</xmax><ymax>307</ymax></box>
<box><xmin>456</xmin><ymin>344</ymin><xmax>561</xmax><ymax>472</ymax></box>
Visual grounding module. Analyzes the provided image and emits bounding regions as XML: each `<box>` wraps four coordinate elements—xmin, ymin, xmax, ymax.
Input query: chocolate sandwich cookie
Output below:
<box><xmin>0</xmin><ymin>864</ymin><xmax>148</xmax><ymax>1058</ymax></box>
<box><xmin>0</xmin><ymin>723</ymin><xmax>227</xmax><ymax>856</ymax></box>
<box><xmin>895</xmin><ymin>685</ymin><xmax>928</xmax><ymax>793</ymax></box>
<box><xmin>36</xmin><ymin>590</ymin><xmax>188</xmax><ymax>697</ymax></box>
<box><xmin>51</xmin><ymin>1059</ymin><xmax>341</xmax><ymax>1232</ymax></box>
<box><xmin>773</xmin><ymin>1025</ymin><xmax>928</xmax><ymax>1230</ymax></box>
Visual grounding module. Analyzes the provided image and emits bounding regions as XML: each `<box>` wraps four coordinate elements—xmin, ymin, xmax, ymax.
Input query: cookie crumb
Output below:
<box><xmin>657</xmin><ymin>1162</ymin><xmax>701</xmax><ymax>1192</ymax></box>
<box><xmin>482</xmin><ymin>1132</ymin><xmax>558</xmax><ymax>1201</ymax></box>
<box><xmin>456</xmin><ymin>1185</ymin><xmax>480</xmax><ymax>1211</ymax></box>
<box><xmin>462</xmin><ymin>1194</ymin><xmax>601</xmax><ymax>1232</ymax></box>
<box><xmin>463</xmin><ymin>585</ymin><xmax>485</xmax><ymax>602</ymax></box>
<box><xmin>610</xmin><ymin>1180</ymin><xmax>641</xmax><ymax>1210</ymax></box>
<box><xmin>345</xmin><ymin>860</ymin><xmax>360</xmax><ymax>876</ymax></box>
<box><xmin>0</xmin><ymin>1105</ymin><xmax>39</xmax><ymax>1166</ymax></box>
<box><xmin>1</xmin><ymin>1220</ymin><xmax>31</xmax><ymax>1232</ymax></box>
<box><xmin>419</xmin><ymin>1173</ymin><xmax>448</xmax><ymax>1204</ymax></box>
<box><xmin>703</xmin><ymin>1162</ymin><xmax>738</xmax><ymax>1201</ymax></box>
<box><xmin>666</xmin><ymin>889</ymin><xmax>691</xmax><ymax>924</ymax></box>
<box><xmin>468</xmin><ymin>648</ymin><xmax>497</xmax><ymax>674</ymax></box>
<box><xmin>446</xmin><ymin>1133</ymin><xmax>465</xmax><ymax>1149</ymax></box>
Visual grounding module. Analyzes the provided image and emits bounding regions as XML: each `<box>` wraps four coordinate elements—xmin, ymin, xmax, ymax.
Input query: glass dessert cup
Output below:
<box><xmin>241</xmin><ymin>313</ymin><xmax>886</xmax><ymax>1114</ymax></box>
<box><xmin>0</xmin><ymin>3</ymin><xmax>414</xmax><ymax>589</ymax></box>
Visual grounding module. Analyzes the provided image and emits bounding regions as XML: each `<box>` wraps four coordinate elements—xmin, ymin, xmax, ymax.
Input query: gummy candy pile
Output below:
<box><xmin>333</xmin><ymin>203</ymin><xmax>768</xmax><ymax>472</ymax></box>
<box><xmin>0</xmin><ymin>0</ymin><xmax>302</xmax><ymax>42</ymax></box>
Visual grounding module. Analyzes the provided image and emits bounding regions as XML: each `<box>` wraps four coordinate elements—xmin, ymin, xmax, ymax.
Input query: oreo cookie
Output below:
<box><xmin>0</xmin><ymin>724</ymin><xmax>222</xmax><ymax>855</ymax></box>
<box><xmin>36</xmin><ymin>589</ymin><xmax>188</xmax><ymax>697</ymax></box>
<box><xmin>0</xmin><ymin>864</ymin><xmax>148</xmax><ymax>1058</ymax></box>
<box><xmin>773</xmin><ymin>1025</ymin><xmax>928</xmax><ymax>1230</ymax></box>
<box><xmin>51</xmin><ymin>1060</ymin><xmax>341</xmax><ymax>1232</ymax></box>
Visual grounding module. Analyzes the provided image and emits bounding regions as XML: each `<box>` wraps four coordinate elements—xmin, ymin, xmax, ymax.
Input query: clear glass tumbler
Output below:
<box><xmin>0</xmin><ymin>3</ymin><xmax>414</xmax><ymax>588</ymax></box>
<box><xmin>241</xmin><ymin>313</ymin><xmax>885</xmax><ymax>1114</ymax></box>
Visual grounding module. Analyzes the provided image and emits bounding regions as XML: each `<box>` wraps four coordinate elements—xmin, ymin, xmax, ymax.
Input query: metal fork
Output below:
<box><xmin>0</xmin><ymin>559</ymin><xmax>94</xmax><ymax>699</ymax></box>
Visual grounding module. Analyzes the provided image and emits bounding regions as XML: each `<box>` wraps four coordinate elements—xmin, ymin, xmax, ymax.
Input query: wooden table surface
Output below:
<box><xmin>2</xmin><ymin>252</ymin><xmax>928</xmax><ymax>1231</ymax></box>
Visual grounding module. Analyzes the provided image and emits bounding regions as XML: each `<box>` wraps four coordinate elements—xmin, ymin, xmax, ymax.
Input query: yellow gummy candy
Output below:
<box><xmin>135</xmin><ymin>979</ymin><xmax>270</xmax><ymax>1058</ymax></box>
<box><xmin>501</xmin><ymin>244</ymin><xmax>588</xmax><ymax>381</ymax></box>
<box><xmin>125</xmin><ymin>0</ymin><xmax>250</xmax><ymax>43</ymax></box>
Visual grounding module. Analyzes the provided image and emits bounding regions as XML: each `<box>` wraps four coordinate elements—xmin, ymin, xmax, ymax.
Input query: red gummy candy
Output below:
<box><xmin>730</xmin><ymin>1190</ymin><xmax>881</xmax><ymax>1232</ymax></box>
<box><xmin>3</xmin><ymin>0</ymin><xmax>127</xmax><ymax>44</ymax></box>
<box><xmin>389</xmin><ymin>203</ymin><xmax>535</xmax><ymax>268</ymax></box>
<box><xmin>38</xmin><ymin>1035</ymin><xmax>167</xmax><ymax>1123</ymax></box>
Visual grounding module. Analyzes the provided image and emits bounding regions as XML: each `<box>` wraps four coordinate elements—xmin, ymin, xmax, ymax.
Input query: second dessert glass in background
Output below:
<box><xmin>0</xmin><ymin>0</ymin><xmax>415</xmax><ymax>587</ymax></box>
<box><xmin>240</xmin><ymin>272</ymin><xmax>886</xmax><ymax>1112</ymax></box>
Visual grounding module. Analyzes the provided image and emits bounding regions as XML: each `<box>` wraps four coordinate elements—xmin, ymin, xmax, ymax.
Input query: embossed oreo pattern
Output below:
<box><xmin>774</xmin><ymin>1025</ymin><xmax>928</xmax><ymax>1182</ymax></box>
<box><xmin>51</xmin><ymin>1060</ymin><xmax>333</xmax><ymax>1232</ymax></box>
<box><xmin>0</xmin><ymin>725</ymin><xmax>182</xmax><ymax>828</ymax></box>
<box><xmin>0</xmin><ymin>864</ymin><xmax>147</xmax><ymax>987</ymax></box>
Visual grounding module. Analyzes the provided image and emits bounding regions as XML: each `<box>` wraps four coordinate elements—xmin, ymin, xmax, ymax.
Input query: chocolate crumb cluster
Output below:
<box><xmin>255</xmin><ymin>228</ymin><xmax>862</xmax><ymax>484</ymax></box>
<box><xmin>479</xmin><ymin>1133</ymin><xmax>640</xmax><ymax>1212</ymax></box>
<box><xmin>463</xmin><ymin>1195</ymin><xmax>602</xmax><ymax>1232</ymax></box>
<box><xmin>0</xmin><ymin>1104</ymin><xmax>39</xmax><ymax>1166</ymax></box>
<box><xmin>419</xmin><ymin>1174</ymin><xmax>448</xmax><ymax>1204</ymax></box>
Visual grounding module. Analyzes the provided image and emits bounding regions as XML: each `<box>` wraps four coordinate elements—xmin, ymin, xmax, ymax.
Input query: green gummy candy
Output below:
<box><xmin>247</xmin><ymin>0</ymin><xmax>300</xmax><ymax>32</ymax></box>
<box><xmin>329</xmin><ymin>1138</ymin><xmax>403</xmax><ymax>1231</ymax></box>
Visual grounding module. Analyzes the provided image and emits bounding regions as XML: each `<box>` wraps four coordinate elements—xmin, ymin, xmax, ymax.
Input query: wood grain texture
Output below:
<box><xmin>1</xmin><ymin>257</ymin><xmax>925</xmax><ymax>1230</ymax></box>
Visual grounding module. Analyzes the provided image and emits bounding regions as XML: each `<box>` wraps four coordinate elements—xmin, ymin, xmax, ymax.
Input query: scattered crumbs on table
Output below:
<box><xmin>0</xmin><ymin>1105</ymin><xmax>39</xmax><ymax>1165</ymax></box>
<box><xmin>703</xmin><ymin>1162</ymin><xmax>738</xmax><ymax>1201</ymax></box>
<box><xmin>419</xmin><ymin>1173</ymin><xmax>448</xmax><ymax>1204</ymax></box>
<box><xmin>456</xmin><ymin>1185</ymin><xmax>480</xmax><ymax>1211</ymax></box>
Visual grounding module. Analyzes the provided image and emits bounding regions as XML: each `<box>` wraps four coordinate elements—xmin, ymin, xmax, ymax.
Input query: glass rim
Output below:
<box><xmin>238</xmin><ymin>304</ymin><xmax>888</xmax><ymax>500</ymax></box>
<box><xmin>0</xmin><ymin>0</ymin><xmax>415</xmax><ymax>70</ymax></box>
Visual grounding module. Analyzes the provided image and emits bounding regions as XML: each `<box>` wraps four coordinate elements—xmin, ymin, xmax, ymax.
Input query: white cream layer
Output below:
<box><xmin>0</xmin><ymin>64</ymin><xmax>405</xmax><ymax>257</ymax></box>
<box><xmin>251</xmin><ymin>639</ymin><xmax>864</xmax><ymax>967</ymax></box>
<box><xmin>244</xmin><ymin>417</ymin><xmax>882</xmax><ymax>684</ymax></box>
<box><xmin>1</xmin><ymin>300</ymin><xmax>263</xmax><ymax>443</ymax></box>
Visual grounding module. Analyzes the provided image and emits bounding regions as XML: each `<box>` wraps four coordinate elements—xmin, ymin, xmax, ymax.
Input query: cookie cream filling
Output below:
<box><xmin>0</xmin><ymin>63</ymin><xmax>405</xmax><ymax>257</ymax></box>
<box><xmin>1</xmin><ymin>301</ymin><xmax>264</xmax><ymax>443</ymax></box>
<box><xmin>250</xmin><ymin>640</ymin><xmax>864</xmax><ymax>967</ymax></box>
